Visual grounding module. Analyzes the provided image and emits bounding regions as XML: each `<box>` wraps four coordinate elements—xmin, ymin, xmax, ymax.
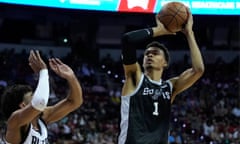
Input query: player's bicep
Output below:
<box><xmin>7</xmin><ymin>104</ymin><xmax>40</xmax><ymax>128</ymax></box>
<box><xmin>171</xmin><ymin>68</ymin><xmax>202</xmax><ymax>98</ymax></box>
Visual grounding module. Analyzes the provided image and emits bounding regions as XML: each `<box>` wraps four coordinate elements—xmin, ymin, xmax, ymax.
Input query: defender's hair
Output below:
<box><xmin>146</xmin><ymin>41</ymin><xmax>170</xmax><ymax>65</ymax></box>
<box><xmin>1</xmin><ymin>84</ymin><xmax>32</xmax><ymax>119</ymax></box>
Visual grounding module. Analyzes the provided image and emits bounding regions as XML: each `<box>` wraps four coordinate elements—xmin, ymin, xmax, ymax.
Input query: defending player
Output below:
<box><xmin>1</xmin><ymin>50</ymin><xmax>83</xmax><ymax>143</ymax></box>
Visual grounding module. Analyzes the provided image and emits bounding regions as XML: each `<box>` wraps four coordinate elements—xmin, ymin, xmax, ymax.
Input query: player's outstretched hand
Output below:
<box><xmin>28</xmin><ymin>50</ymin><xmax>47</xmax><ymax>73</ymax></box>
<box><xmin>49</xmin><ymin>58</ymin><xmax>75</xmax><ymax>80</ymax></box>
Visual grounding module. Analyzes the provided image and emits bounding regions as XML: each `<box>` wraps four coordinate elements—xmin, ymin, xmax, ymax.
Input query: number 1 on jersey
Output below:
<box><xmin>153</xmin><ymin>102</ymin><xmax>159</xmax><ymax>116</ymax></box>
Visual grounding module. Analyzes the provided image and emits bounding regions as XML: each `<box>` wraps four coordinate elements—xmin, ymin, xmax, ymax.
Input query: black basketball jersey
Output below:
<box><xmin>118</xmin><ymin>74</ymin><xmax>173</xmax><ymax>144</ymax></box>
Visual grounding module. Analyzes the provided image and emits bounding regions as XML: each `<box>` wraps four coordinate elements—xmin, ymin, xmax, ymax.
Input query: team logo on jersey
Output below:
<box><xmin>151</xmin><ymin>89</ymin><xmax>162</xmax><ymax>100</ymax></box>
<box><xmin>142</xmin><ymin>87</ymin><xmax>170</xmax><ymax>100</ymax></box>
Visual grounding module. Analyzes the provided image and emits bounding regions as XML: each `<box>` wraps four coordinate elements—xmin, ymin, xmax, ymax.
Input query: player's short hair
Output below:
<box><xmin>146</xmin><ymin>41</ymin><xmax>170</xmax><ymax>65</ymax></box>
<box><xmin>1</xmin><ymin>84</ymin><xmax>32</xmax><ymax>119</ymax></box>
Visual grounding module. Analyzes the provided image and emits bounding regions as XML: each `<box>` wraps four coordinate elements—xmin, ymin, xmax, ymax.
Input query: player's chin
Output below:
<box><xmin>144</xmin><ymin>65</ymin><xmax>153</xmax><ymax>70</ymax></box>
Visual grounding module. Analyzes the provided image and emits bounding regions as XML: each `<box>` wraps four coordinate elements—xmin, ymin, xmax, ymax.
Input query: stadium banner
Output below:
<box><xmin>0</xmin><ymin>0</ymin><xmax>239</xmax><ymax>15</ymax></box>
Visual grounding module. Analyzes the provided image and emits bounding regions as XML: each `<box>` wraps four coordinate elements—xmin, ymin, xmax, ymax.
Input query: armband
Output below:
<box><xmin>121</xmin><ymin>28</ymin><xmax>153</xmax><ymax>65</ymax></box>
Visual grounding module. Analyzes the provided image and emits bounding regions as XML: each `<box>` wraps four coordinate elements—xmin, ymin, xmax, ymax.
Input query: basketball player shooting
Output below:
<box><xmin>118</xmin><ymin>10</ymin><xmax>204</xmax><ymax>144</ymax></box>
<box><xmin>1</xmin><ymin>50</ymin><xmax>83</xmax><ymax>143</ymax></box>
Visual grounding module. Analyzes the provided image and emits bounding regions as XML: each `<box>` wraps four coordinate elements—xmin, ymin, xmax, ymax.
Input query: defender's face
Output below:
<box><xmin>143</xmin><ymin>47</ymin><xmax>167</xmax><ymax>70</ymax></box>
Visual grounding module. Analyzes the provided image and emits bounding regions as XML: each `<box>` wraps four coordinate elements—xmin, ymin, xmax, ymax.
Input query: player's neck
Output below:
<box><xmin>32</xmin><ymin>117</ymin><xmax>40</xmax><ymax>131</ymax></box>
<box><xmin>144</xmin><ymin>69</ymin><xmax>163</xmax><ymax>82</ymax></box>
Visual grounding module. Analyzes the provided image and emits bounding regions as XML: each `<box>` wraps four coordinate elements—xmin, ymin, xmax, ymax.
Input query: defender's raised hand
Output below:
<box><xmin>28</xmin><ymin>50</ymin><xmax>47</xmax><ymax>73</ymax></box>
<box><xmin>49</xmin><ymin>58</ymin><xmax>74</xmax><ymax>80</ymax></box>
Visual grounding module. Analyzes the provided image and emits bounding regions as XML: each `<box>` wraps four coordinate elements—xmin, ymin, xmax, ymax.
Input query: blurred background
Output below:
<box><xmin>0</xmin><ymin>0</ymin><xmax>239</xmax><ymax>144</ymax></box>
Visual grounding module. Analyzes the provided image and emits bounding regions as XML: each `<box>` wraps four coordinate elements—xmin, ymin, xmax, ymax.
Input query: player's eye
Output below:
<box><xmin>145</xmin><ymin>50</ymin><xmax>161</xmax><ymax>56</ymax></box>
<box><xmin>153</xmin><ymin>51</ymin><xmax>160</xmax><ymax>55</ymax></box>
<box><xmin>144</xmin><ymin>51</ymin><xmax>150</xmax><ymax>55</ymax></box>
<box><xmin>152</xmin><ymin>51</ymin><xmax>159</xmax><ymax>55</ymax></box>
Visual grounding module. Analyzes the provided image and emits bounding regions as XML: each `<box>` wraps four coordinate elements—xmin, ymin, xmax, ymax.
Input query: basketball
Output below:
<box><xmin>157</xmin><ymin>2</ymin><xmax>189</xmax><ymax>33</ymax></box>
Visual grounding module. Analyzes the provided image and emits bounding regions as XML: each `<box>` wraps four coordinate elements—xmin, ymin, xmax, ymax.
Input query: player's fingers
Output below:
<box><xmin>187</xmin><ymin>7</ymin><xmax>192</xmax><ymax>14</ymax></box>
<box><xmin>29</xmin><ymin>62</ymin><xmax>37</xmax><ymax>72</ymax></box>
<box><xmin>35</xmin><ymin>50</ymin><xmax>42</xmax><ymax>61</ymax></box>
<box><xmin>50</xmin><ymin>58</ymin><xmax>63</xmax><ymax>65</ymax></box>
<box><xmin>28</xmin><ymin>53</ymin><xmax>32</xmax><ymax>62</ymax></box>
<box><xmin>165</xmin><ymin>29</ymin><xmax>176</xmax><ymax>35</ymax></box>
<box><xmin>28</xmin><ymin>50</ymin><xmax>34</xmax><ymax>61</ymax></box>
<box><xmin>49</xmin><ymin>59</ymin><xmax>61</xmax><ymax>72</ymax></box>
<box><xmin>49</xmin><ymin>60</ymin><xmax>57</xmax><ymax>71</ymax></box>
<box><xmin>155</xmin><ymin>15</ymin><xmax>166</xmax><ymax>28</ymax></box>
<box><xmin>186</xmin><ymin>8</ymin><xmax>192</xmax><ymax>20</ymax></box>
<box><xmin>49</xmin><ymin>59</ymin><xmax>56</xmax><ymax>68</ymax></box>
<box><xmin>55</xmin><ymin>58</ymin><xmax>63</xmax><ymax>65</ymax></box>
<box><xmin>155</xmin><ymin>15</ymin><xmax>160</xmax><ymax>23</ymax></box>
<box><xmin>49</xmin><ymin>58</ymin><xmax>57</xmax><ymax>65</ymax></box>
<box><xmin>30</xmin><ymin>50</ymin><xmax>38</xmax><ymax>62</ymax></box>
<box><xmin>50</xmin><ymin>60</ymin><xmax>60</xmax><ymax>71</ymax></box>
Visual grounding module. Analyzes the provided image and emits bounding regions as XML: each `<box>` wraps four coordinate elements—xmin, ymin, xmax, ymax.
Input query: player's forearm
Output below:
<box><xmin>122</xmin><ymin>28</ymin><xmax>153</xmax><ymax>43</ymax></box>
<box><xmin>122</xmin><ymin>26</ymin><xmax>168</xmax><ymax>46</ymax></box>
<box><xmin>66</xmin><ymin>74</ymin><xmax>83</xmax><ymax>108</ymax></box>
<box><xmin>31</xmin><ymin>69</ymin><xmax>50</xmax><ymax>111</ymax></box>
<box><xmin>186</xmin><ymin>31</ymin><xmax>205</xmax><ymax>73</ymax></box>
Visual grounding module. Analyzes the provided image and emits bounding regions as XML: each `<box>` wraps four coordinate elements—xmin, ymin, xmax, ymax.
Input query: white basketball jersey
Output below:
<box><xmin>5</xmin><ymin>119</ymin><xmax>48</xmax><ymax>144</ymax></box>
<box><xmin>22</xmin><ymin>119</ymin><xmax>48</xmax><ymax>144</ymax></box>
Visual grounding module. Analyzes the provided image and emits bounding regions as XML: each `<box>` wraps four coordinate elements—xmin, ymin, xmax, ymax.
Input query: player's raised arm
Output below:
<box><xmin>170</xmin><ymin>11</ymin><xmax>205</xmax><ymax>102</ymax></box>
<box><xmin>42</xmin><ymin>58</ymin><xmax>83</xmax><ymax>124</ymax></box>
<box><xmin>121</xmin><ymin>28</ymin><xmax>152</xmax><ymax>96</ymax></box>
<box><xmin>121</xmin><ymin>16</ymin><xmax>175</xmax><ymax>96</ymax></box>
<box><xmin>7</xmin><ymin>50</ymin><xmax>49</xmax><ymax>126</ymax></box>
<box><xmin>3</xmin><ymin>50</ymin><xmax>50</xmax><ymax>143</ymax></box>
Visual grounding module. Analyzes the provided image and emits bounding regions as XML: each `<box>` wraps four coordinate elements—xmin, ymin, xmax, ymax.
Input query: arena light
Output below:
<box><xmin>0</xmin><ymin>0</ymin><xmax>239</xmax><ymax>15</ymax></box>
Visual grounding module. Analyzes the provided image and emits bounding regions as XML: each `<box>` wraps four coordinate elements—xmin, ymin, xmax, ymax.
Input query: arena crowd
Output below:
<box><xmin>0</xmin><ymin>48</ymin><xmax>239</xmax><ymax>144</ymax></box>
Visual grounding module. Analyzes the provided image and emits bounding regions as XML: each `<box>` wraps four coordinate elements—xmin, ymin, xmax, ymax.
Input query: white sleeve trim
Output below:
<box><xmin>166</xmin><ymin>80</ymin><xmax>173</xmax><ymax>94</ymax></box>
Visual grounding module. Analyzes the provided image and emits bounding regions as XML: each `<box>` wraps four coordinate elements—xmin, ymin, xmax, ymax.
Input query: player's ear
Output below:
<box><xmin>19</xmin><ymin>102</ymin><xmax>26</xmax><ymax>108</ymax></box>
<box><xmin>164</xmin><ymin>62</ymin><xmax>168</xmax><ymax>68</ymax></box>
<box><xmin>163</xmin><ymin>60</ymin><xmax>168</xmax><ymax>69</ymax></box>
